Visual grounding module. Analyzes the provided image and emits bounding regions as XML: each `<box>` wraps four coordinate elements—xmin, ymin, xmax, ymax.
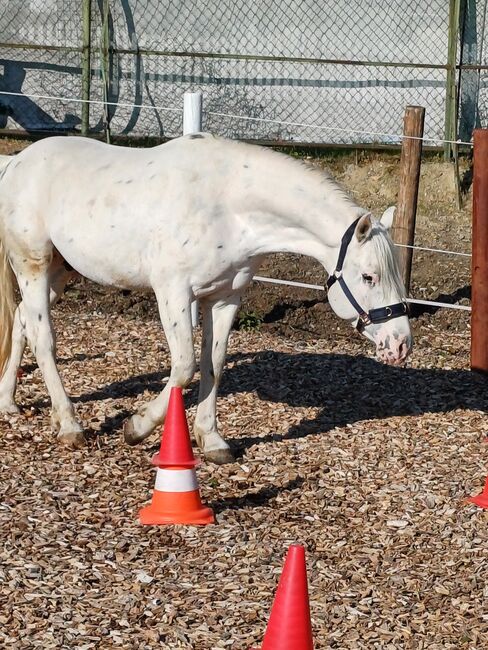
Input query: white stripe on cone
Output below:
<box><xmin>154</xmin><ymin>468</ymin><xmax>199</xmax><ymax>493</ymax></box>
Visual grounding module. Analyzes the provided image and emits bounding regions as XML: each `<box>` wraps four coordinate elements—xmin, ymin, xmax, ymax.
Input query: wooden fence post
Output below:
<box><xmin>391</xmin><ymin>105</ymin><xmax>425</xmax><ymax>294</ymax></box>
<box><xmin>471</xmin><ymin>129</ymin><xmax>488</xmax><ymax>374</ymax></box>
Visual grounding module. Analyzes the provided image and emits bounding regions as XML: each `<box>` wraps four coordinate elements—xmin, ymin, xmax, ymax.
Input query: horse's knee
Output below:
<box><xmin>171</xmin><ymin>358</ymin><xmax>196</xmax><ymax>386</ymax></box>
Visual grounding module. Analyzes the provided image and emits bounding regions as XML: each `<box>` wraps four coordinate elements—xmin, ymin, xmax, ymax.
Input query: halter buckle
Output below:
<box><xmin>359</xmin><ymin>313</ymin><xmax>371</xmax><ymax>326</ymax></box>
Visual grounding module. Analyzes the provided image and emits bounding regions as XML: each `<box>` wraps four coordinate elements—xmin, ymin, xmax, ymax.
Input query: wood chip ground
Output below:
<box><xmin>1</xmin><ymin>305</ymin><xmax>487</xmax><ymax>649</ymax></box>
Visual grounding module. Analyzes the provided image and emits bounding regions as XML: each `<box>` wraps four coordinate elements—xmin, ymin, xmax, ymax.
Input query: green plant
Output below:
<box><xmin>237</xmin><ymin>311</ymin><xmax>263</xmax><ymax>331</ymax></box>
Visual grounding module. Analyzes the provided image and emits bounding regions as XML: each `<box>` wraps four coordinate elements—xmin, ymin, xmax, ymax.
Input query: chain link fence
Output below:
<box><xmin>0</xmin><ymin>1</ymin><xmax>487</xmax><ymax>147</ymax></box>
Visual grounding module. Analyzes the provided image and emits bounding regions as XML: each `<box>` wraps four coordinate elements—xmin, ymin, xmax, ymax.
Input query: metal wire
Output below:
<box><xmin>0</xmin><ymin>90</ymin><xmax>182</xmax><ymax>114</ymax></box>
<box><xmin>205</xmin><ymin>110</ymin><xmax>474</xmax><ymax>146</ymax></box>
<box><xmin>395</xmin><ymin>243</ymin><xmax>471</xmax><ymax>257</ymax></box>
<box><xmin>0</xmin><ymin>89</ymin><xmax>475</xmax><ymax>147</ymax></box>
<box><xmin>253</xmin><ymin>276</ymin><xmax>471</xmax><ymax>312</ymax></box>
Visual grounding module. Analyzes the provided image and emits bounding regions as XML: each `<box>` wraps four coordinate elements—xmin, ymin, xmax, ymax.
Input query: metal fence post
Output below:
<box><xmin>444</xmin><ymin>0</ymin><xmax>461</xmax><ymax>160</ymax></box>
<box><xmin>81</xmin><ymin>0</ymin><xmax>91</xmax><ymax>136</ymax></box>
<box><xmin>391</xmin><ymin>106</ymin><xmax>425</xmax><ymax>294</ymax></box>
<box><xmin>101</xmin><ymin>0</ymin><xmax>111</xmax><ymax>143</ymax></box>
<box><xmin>183</xmin><ymin>91</ymin><xmax>203</xmax><ymax>327</ymax></box>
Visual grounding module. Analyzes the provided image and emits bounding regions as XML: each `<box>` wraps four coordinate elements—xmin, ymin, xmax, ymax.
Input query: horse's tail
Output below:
<box><xmin>0</xmin><ymin>156</ymin><xmax>16</xmax><ymax>378</ymax></box>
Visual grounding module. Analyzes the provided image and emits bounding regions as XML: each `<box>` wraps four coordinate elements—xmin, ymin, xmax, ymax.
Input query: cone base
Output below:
<box><xmin>139</xmin><ymin>503</ymin><xmax>215</xmax><ymax>525</ymax></box>
<box><xmin>467</xmin><ymin>494</ymin><xmax>488</xmax><ymax>509</ymax></box>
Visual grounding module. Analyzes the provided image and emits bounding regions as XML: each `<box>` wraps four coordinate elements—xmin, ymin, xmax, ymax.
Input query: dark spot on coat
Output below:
<box><xmin>217</xmin><ymin>245</ymin><xmax>224</xmax><ymax>249</ymax></box>
<box><xmin>126</xmin><ymin>179</ymin><xmax>133</xmax><ymax>184</ymax></box>
<box><xmin>183</xmin><ymin>239</ymin><xmax>190</xmax><ymax>246</ymax></box>
<box><xmin>147</xmin><ymin>160</ymin><xmax>154</xmax><ymax>165</ymax></box>
<box><xmin>38</xmin><ymin>313</ymin><xmax>42</xmax><ymax>321</ymax></box>
<box><xmin>188</xmin><ymin>134</ymin><xmax>204</xmax><ymax>139</ymax></box>
<box><xmin>173</xmin><ymin>321</ymin><xmax>177</xmax><ymax>327</ymax></box>
<box><xmin>243</xmin><ymin>164</ymin><xmax>249</xmax><ymax>168</ymax></box>
<box><xmin>181</xmin><ymin>308</ymin><xmax>186</xmax><ymax>313</ymax></box>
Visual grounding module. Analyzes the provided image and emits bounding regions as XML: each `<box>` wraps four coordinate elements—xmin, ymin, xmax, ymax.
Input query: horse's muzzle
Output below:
<box><xmin>376</xmin><ymin>333</ymin><xmax>412</xmax><ymax>366</ymax></box>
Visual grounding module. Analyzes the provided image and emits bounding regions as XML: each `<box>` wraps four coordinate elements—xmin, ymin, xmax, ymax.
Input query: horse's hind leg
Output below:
<box><xmin>0</xmin><ymin>257</ymin><xmax>74</xmax><ymax>415</ymax></box>
<box><xmin>9</xmin><ymin>252</ymin><xmax>84</xmax><ymax>447</ymax></box>
<box><xmin>124</xmin><ymin>283</ymin><xmax>196</xmax><ymax>445</ymax></box>
<box><xmin>193</xmin><ymin>296</ymin><xmax>241</xmax><ymax>464</ymax></box>
<box><xmin>0</xmin><ymin>305</ymin><xmax>26</xmax><ymax>413</ymax></box>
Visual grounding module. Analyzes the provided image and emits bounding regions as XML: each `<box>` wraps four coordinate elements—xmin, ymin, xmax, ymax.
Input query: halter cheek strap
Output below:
<box><xmin>326</xmin><ymin>217</ymin><xmax>409</xmax><ymax>332</ymax></box>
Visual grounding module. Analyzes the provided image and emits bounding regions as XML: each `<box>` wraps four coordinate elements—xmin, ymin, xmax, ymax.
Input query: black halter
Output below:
<box><xmin>326</xmin><ymin>217</ymin><xmax>409</xmax><ymax>333</ymax></box>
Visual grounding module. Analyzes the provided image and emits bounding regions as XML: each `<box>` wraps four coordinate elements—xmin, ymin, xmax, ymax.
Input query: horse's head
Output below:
<box><xmin>326</xmin><ymin>208</ymin><xmax>412</xmax><ymax>366</ymax></box>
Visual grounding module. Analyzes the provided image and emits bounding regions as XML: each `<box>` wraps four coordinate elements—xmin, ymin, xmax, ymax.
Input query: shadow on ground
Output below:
<box><xmin>69</xmin><ymin>350</ymin><xmax>488</xmax><ymax>455</ymax></box>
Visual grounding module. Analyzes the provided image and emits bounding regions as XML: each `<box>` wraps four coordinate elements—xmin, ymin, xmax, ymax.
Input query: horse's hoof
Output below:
<box><xmin>124</xmin><ymin>417</ymin><xmax>146</xmax><ymax>446</ymax></box>
<box><xmin>205</xmin><ymin>448</ymin><xmax>235</xmax><ymax>465</ymax></box>
<box><xmin>58</xmin><ymin>430</ymin><xmax>86</xmax><ymax>449</ymax></box>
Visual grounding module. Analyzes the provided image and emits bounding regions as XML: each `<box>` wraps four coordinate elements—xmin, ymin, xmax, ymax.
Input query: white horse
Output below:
<box><xmin>0</xmin><ymin>134</ymin><xmax>412</xmax><ymax>463</ymax></box>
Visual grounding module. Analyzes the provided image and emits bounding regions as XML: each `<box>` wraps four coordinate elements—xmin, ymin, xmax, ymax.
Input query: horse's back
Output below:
<box><xmin>0</xmin><ymin>133</ymin><xmax>270</xmax><ymax>291</ymax></box>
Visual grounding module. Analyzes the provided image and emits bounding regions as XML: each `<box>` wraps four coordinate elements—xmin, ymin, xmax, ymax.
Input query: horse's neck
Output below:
<box><xmin>240</xmin><ymin>153</ymin><xmax>364</xmax><ymax>272</ymax></box>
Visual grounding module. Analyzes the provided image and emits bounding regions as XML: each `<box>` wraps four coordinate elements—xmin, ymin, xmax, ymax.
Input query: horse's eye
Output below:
<box><xmin>362</xmin><ymin>273</ymin><xmax>374</xmax><ymax>284</ymax></box>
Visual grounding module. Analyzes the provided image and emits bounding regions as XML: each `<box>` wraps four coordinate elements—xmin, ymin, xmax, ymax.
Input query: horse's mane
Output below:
<box><xmin>370</xmin><ymin>223</ymin><xmax>407</xmax><ymax>300</ymax></box>
<box><xmin>243</xmin><ymin>141</ymin><xmax>360</xmax><ymax>213</ymax></box>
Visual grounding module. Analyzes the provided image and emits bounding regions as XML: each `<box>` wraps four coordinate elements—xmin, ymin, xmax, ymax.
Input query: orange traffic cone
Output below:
<box><xmin>467</xmin><ymin>475</ymin><xmax>488</xmax><ymax>509</ymax></box>
<box><xmin>139</xmin><ymin>387</ymin><xmax>215</xmax><ymax>526</ymax></box>
<box><xmin>251</xmin><ymin>545</ymin><xmax>314</xmax><ymax>650</ymax></box>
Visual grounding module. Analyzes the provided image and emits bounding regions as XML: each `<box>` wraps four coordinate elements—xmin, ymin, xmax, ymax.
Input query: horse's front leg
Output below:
<box><xmin>194</xmin><ymin>295</ymin><xmax>241</xmax><ymax>465</ymax></box>
<box><xmin>124</xmin><ymin>284</ymin><xmax>196</xmax><ymax>445</ymax></box>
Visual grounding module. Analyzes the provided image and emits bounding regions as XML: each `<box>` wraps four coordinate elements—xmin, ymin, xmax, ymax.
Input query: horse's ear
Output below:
<box><xmin>380</xmin><ymin>205</ymin><xmax>396</xmax><ymax>230</ymax></box>
<box><xmin>355</xmin><ymin>213</ymin><xmax>373</xmax><ymax>243</ymax></box>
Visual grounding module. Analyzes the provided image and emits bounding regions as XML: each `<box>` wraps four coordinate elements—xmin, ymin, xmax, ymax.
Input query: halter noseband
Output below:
<box><xmin>326</xmin><ymin>217</ymin><xmax>409</xmax><ymax>333</ymax></box>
